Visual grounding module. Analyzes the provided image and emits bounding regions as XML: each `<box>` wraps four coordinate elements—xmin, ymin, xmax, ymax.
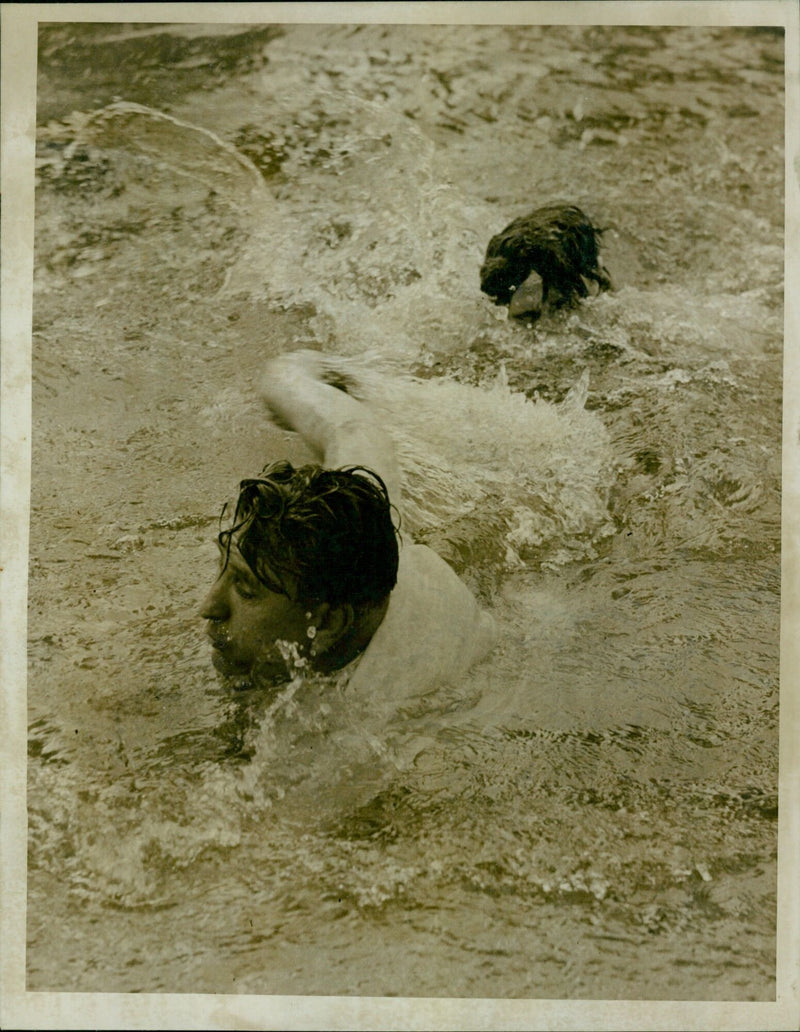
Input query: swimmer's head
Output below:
<box><xmin>222</xmin><ymin>461</ymin><xmax>399</xmax><ymax>608</ymax></box>
<box><xmin>200</xmin><ymin>462</ymin><xmax>400</xmax><ymax>687</ymax></box>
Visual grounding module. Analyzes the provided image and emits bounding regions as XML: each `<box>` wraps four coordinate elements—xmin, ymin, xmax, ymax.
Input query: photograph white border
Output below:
<box><xmin>2</xmin><ymin>3</ymin><xmax>798</xmax><ymax>1029</ymax></box>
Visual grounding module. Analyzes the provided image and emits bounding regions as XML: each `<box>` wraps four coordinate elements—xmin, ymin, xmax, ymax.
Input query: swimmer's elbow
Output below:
<box><xmin>260</xmin><ymin>352</ymin><xmax>402</xmax><ymax>501</ymax></box>
<box><xmin>260</xmin><ymin>355</ymin><xmax>351</xmax><ymax>456</ymax></box>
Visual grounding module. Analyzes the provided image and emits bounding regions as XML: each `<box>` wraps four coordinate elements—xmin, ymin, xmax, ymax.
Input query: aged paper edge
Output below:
<box><xmin>1</xmin><ymin>2</ymin><xmax>798</xmax><ymax>1029</ymax></box>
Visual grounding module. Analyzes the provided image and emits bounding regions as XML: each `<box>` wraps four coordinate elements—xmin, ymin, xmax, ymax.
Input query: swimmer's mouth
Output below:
<box><xmin>206</xmin><ymin>630</ymin><xmax>230</xmax><ymax>652</ymax></box>
<box><xmin>206</xmin><ymin>631</ymin><xmax>239</xmax><ymax>668</ymax></box>
<box><xmin>209</xmin><ymin>644</ymin><xmax>244</xmax><ymax>679</ymax></box>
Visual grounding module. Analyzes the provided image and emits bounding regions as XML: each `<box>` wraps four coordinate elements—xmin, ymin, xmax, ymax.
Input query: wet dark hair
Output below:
<box><xmin>479</xmin><ymin>204</ymin><xmax>612</xmax><ymax>309</ymax></box>
<box><xmin>218</xmin><ymin>461</ymin><xmax>400</xmax><ymax>610</ymax></box>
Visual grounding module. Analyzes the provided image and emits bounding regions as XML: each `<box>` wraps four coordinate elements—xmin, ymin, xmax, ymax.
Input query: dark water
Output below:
<box><xmin>27</xmin><ymin>23</ymin><xmax>782</xmax><ymax>999</ymax></box>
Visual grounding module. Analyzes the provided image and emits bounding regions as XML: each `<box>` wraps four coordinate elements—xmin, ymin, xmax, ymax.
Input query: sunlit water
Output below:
<box><xmin>27</xmin><ymin>23</ymin><xmax>782</xmax><ymax>998</ymax></box>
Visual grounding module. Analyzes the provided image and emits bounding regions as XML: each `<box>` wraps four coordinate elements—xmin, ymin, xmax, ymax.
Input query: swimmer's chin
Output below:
<box><xmin>210</xmin><ymin>647</ymin><xmax>253</xmax><ymax>689</ymax></box>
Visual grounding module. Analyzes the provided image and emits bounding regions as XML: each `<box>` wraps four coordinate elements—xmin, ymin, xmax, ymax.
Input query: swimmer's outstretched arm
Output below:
<box><xmin>260</xmin><ymin>352</ymin><xmax>402</xmax><ymax>504</ymax></box>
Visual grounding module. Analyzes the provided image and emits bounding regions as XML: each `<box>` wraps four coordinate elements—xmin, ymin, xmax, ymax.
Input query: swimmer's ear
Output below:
<box><xmin>309</xmin><ymin>602</ymin><xmax>355</xmax><ymax>658</ymax></box>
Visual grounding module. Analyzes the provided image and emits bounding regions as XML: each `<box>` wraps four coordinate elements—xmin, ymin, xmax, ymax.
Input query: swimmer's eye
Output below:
<box><xmin>234</xmin><ymin>581</ymin><xmax>258</xmax><ymax>600</ymax></box>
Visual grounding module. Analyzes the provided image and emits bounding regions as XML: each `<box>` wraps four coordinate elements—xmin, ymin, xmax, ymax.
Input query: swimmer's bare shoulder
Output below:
<box><xmin>349</xmin><ymin>540</ymin><xmax>497</xmax><ymax>699</ymax></box>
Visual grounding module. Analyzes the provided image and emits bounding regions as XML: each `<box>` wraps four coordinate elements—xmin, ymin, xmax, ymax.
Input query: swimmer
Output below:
<box><xmin>200</xmin><ymin>351</ymin><xmax>496</xmax><ymax>701</ymax></box>
<box><xmin>479</xmin><ymin>203</ymin><xmax>613</xmax><ymax>321</ymax></box>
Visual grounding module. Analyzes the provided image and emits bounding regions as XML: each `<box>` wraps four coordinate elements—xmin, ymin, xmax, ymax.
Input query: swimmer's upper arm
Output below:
<box><xmin>322</xmin><ymin>418</ymin><xmax>401</xmax><ymax>503</ymax></box>
<box><xmin>260</xmin><ymin>353</ymin><xmax>402</xmax><ymax>504</ymax></box>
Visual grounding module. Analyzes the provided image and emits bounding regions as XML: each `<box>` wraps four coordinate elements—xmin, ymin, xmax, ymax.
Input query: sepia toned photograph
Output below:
<box><xmin>2</xmin><ymin>2</ymin><xmax>798</xmax><ymax>1029</ymax></box>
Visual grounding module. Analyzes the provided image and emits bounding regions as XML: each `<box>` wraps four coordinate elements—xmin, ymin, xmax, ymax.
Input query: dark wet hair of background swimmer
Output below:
<box><xmin>218</xmin><ymin>461</ymin><xmax>400</xmax><ymax>610</ymax></box>
<box><xmin>479</xmin><ymin>204</ymin><xmax>612</xmax><ymax>307</ymax></box>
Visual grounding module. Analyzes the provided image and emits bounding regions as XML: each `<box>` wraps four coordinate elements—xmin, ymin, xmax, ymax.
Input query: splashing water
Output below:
<box><xmin>27</xmin><ymin>23</ymin><xmax>782</xmax><ymax>1000</ymax></box>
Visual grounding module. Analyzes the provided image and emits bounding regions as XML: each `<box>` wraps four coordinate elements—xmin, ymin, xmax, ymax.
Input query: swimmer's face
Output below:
<box><xmin>199</xmin><ymin>540</ymin><xmax>309</xmax><ymax>687</ymax></box>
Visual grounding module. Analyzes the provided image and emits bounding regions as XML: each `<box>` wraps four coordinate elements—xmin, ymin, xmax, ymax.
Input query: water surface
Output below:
<box><xmin>27</xmin><ymin>22</ymin><xmax>782</xmax><ymax>999</ymax></box>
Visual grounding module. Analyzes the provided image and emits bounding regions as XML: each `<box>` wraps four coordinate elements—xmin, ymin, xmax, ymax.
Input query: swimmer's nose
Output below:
<box><xmin>199</xmin><ymin>581</ymin><xmax>228</xmax><ymax>621</ymax></box>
